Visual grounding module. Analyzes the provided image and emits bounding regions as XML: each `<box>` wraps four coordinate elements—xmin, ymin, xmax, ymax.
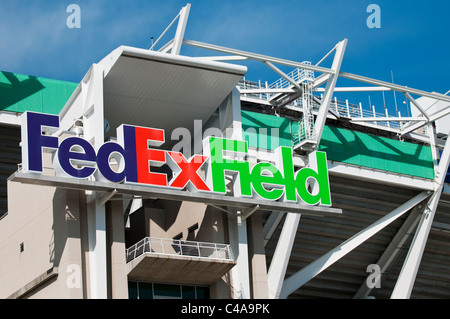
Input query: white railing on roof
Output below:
<box><xmin>238</xmin><ymin>79</ymin><xmax>405</xmax><ymax>130</ymax></box>
<box><xmin>126</xmin><ymin>237</ymin><xmax>234</xmax><ymax>263</ymax></box>
<box><xmin>269</xmin><ymin>62</ymin><xmax>314</xmax><ymax>89</ymax></box>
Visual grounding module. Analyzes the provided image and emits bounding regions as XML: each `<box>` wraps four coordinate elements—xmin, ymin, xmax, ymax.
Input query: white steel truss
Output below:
<box><xmin>152</xmin><ymin>4</ymin><xmax>450</xmax><ymax>148</ymax></box>
<box><xmin>150</xmin><ymin>3</ymin><xmax>450</xmax><ymax>299</ymax></box>
<box><xmin>391</xmin><ymin>124</ymin><xmax>450</xmax><ymax>298</ymax></box>
<box><xmin>279</xmin><ymin>191</ymin><xmax>431</xmax><ymax>299</ymax></box>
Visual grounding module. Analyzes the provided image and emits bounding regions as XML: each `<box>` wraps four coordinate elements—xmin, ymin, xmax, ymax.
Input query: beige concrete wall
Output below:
<box><xmin>0</xmin><ymin>179</ymin><xmax>88</xmax><ymax>298</ymax></box>
<box><xmin>0</xmin><ymin>148</ymin><xmax>89</xmax><ymax>298</ymax></box>
<box><xmin>0</xmin><ymin>180</ymin><xmax>57</xmax><ymax>298</ymax></box>
<box><xmin>29</xmin><ymin>189</ymin><xmax>86</xmax><ymax>299</ymax></box>
<box><xmin>0</xmin><ymin>181</ymin><xmax>131</xmax><ymax>299</ymax></box>
<box><xmin>144</xmin><ymin>199</ymin><xmax>228</xmax><ymax>244</ymax></box>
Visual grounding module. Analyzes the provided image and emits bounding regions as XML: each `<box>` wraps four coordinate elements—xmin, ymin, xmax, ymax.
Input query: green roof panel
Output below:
<box><xmin>241</xmin><ymin>110</ymin><xmax>435</xmax><ymax>180</ymax></box>
<box><xmin>0</xmin><ymin>71</ymin><xmax>77</xmax><ymax>115</ymax></box>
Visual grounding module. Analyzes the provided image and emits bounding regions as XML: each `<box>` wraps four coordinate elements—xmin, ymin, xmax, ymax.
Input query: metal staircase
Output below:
<box><xmin>293</xmin><ymin>74</ymin><xmax>317</xmax><ymax>152</ymax></box>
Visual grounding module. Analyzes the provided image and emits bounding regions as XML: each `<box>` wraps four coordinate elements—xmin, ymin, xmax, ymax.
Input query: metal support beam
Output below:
<box><xmin>241</xmin><ymin>205</ymin><xmax>260</xmax><ymax>220</ymax></box>
<box><xmin>183</xmin><ymin>39</ymin><xmax>450</xmax><ymax>105</ymax></box>
<box><xmin>351</xmin><ymin>117</ymin><xmax>426</xmax><ymax>123</ymax></box>
<box><xmin>312</xmin><ymin>73</ymin><xmax>331</xmax><ymax>89</ymax></box>
<box><xmin>197</xmin><ymin>55</ymin><xmax>249</xmax><ymax>61</ymax></box>
<box><xmin>391</xmin><ymin>126</ymin><xmax>450</xmax><ymax>299</ymax></box>
<box><xmin>264</xmin><ymin>61</ymin><xmax>302</xmax><ymax>91</ymax></box>
<box><xmin>158</xmin><ymin>38</ymin><xmax>174</xmax><ymax>54</ymax></box>
<box><xmin>239</xmin><ymin>88</ymin><xmax>296</xmax><ymax>94</ymax></box>
<box><xmin>149</xmin><ymin>11</ymin><xmax>181</xmax><ymax>51</ymax></box>
<box><xmin>338</xmin><ymin>71</ymin><xmax>450</xmax><ymax>104</ymax></box>
<box><xmin>279</xmin><ymin>191</ymin><xmax>430</xmax><ymax>299</ymax></box>
<box><xmin>316</xmin><ymin>86</ymin><xmax>391</xmax><ymax>92</ymax></box>
<box><xmin>404</xmin><ymin>92</ymin><xmax>430</xmax><ymax>121</ymax></box>
<box><xmin>315</xmin><ymin>44</ymin><xmax>337</xmax><ymax>67</ymax></box>
<box><xmin>400</xmin><ymin>120</ymin><xmax>428</xmax><ymax>136</ymax></box>
<box><xmin>353</xmin><ymin>205</ymin><xmax>423</xmax><ymax>298</ymax></box>
<box><xmin>267</xmin><ymin>213</ymin><xmax>301</xmax><ymax>299</ymax></box>
<box><xmin>263</xmin><ymin>212</ymin><xmax>283</xmax><ymax>246</ymax></box>
<box><xmin>312</xmin><ymin>39</ymin><xmax>347</xmax><ymax>147</ymax></box>
<box><xmin>171</xmin><ymin>3</ymin><xmax>191</xmax><ymax>55</ymax></box>
<box><xmin>240</xmin><ymin>86</ymin><xmax>391</xmax><ymax>95</ymax></box>
<box><xmin>183</xmin><ymin>39</ymin><xmax>335</xmax><ymax>75</ymax></box>
<box><xmin>429</xmin><ymin>105</ymin><xmax>450</xmax><ymax>122</ymax></box>
<box><xmin>99</xmin><ymin>189</ymin><xmax>117</xmax><ymax>206</ymax></box>
<box><xmin>390</xmin><ymin>192</ymin><xmax>443</xmax><ymax>298</ymax></box>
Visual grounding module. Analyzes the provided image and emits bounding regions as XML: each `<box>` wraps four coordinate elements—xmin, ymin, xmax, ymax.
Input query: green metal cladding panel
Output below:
<box><xmin>241</xmin><ymin>110</ymin><xmax>434</xmax><ymax>180</ymax></box>
<box><xmin>241</xmin><ymin>110</ymin><xmax>293</xmax><ymax>149</ymax></box>
<box><xmin>0</xmin><ymin>71</ymin><xmax>77</xmax><ymax>115</ymax></box>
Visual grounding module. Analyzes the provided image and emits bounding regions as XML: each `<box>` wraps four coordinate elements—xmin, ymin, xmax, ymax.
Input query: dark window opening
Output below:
<box><xmin>128</xmin><ymin>281</ymin><xmax>210</xmax><ymax>299</ymax></box>
<box><xmin>0</xmin><ymin>125</ymin><xmax>21</xmax><ymax>219</ymax></box>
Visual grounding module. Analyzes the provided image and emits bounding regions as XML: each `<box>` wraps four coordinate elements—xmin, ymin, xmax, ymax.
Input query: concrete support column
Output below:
<box><xmin>228</xmin><ymin>212</ymin><xmax>250</xmax><ymax>299</ymax></box>
<box><xmin>106</xmin><ymin>199</ymin><xmax>128</xmax><ymax>299</ymax></box>
<box><xmin>86</xmin><ymin>195</ymin><xmax>107</xmax><ymax>299</ymax></box>
<box><xmin>247</xmin><ymin>212</ymin><xmax>269</xmax><ymax>298</ymax></box>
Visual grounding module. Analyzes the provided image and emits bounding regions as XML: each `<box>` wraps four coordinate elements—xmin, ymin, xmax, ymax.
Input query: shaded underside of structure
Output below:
<box><xmin>264</xmin><ymin>175</ymin><xmax>450</xmax><ymax>299</ymax></box>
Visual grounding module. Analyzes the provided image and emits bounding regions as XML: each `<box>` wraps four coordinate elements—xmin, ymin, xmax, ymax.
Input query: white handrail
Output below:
<box><xmin>126</xmin><ymin>237</ymin><xmax>234</xmax><ymax>263</ymax></box>
<box><xmin>237</xmin><ymin>78</ymin><xmax>404</xmax><ymax>131</ymax></box>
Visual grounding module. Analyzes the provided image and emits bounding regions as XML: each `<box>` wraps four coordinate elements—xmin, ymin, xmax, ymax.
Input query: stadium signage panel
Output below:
<box><xmin>21</xmin><ymin>111</ymin><xmax>332</xmax><ymax>206</ymax></box>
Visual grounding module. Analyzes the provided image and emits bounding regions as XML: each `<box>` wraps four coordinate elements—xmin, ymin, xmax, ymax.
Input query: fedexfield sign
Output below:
<box><xmin>21</xmin><ymin>111</ymin><xmax>332</xmax><ymax>206</ymax></box>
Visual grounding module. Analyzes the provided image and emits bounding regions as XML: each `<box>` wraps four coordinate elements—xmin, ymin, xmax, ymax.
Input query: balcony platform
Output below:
<box><xmin>126</xmin><ymin>237</ymin><xmax>236</xmax><ymax>285</ymax></box>
<box><xmin>127</xmin><ymin>252</ymin><xmax>236</xmax><ymax>285</ymax></box>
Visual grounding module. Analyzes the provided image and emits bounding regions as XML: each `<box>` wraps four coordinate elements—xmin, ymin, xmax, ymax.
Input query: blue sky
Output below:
<box><xmin>1</xmin><ymin>0</ymin><xmax>449</xmax><ymax>116</ymax></box>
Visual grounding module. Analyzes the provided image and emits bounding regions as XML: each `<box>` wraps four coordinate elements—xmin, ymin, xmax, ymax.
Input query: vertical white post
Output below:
<box><xmin>237</xmin><ymin>213</ymin><xmax>250</xmax><ymax>298</ymax></box>
<box><xmin>267</xmin><ymin>213</ymin><xmax>301</xmax><ymax>299</ymax></box>
<box><xmin>87</xmin><ymin>198</ymin><xmax>107</xmax><ymax>299</ymax></box>
<box><xmin>346</xmin><ymin>99</ymin><xmax>350</xmax><ymax>117</ymax></box>
<box><xmin>313</xmin><ymin>39</ymin><xmax>347</xmax><ymax>147</ymax></box>
<box><xmin>233</xmin><ymin>85</ymin><xmax>248</xmax><ymax>297</ymax></box>
<box><xmin>428</xmin><ymin>124</ymin><xmax>440</xmax><ymax>172</ymax></box>
<box><xmin>219</xmin><ymin>86</ymin><xmax>247</xmax><ymax>297</ymax></box>
<box><xmin>83</xmin><ymin>63</ymin><xmax>108</xmax><ymax>299</ymax></box>
<box><xmin>171</xmin><ymin>3</ymin><xmax>191</xmax><ymax>55</ymax></box>
<box><xmin>228</xmin><ymin>212</ymin><xmax>251</xmax><ymax>299</ymax></box>
<box><xmin>385</xmin><ymin>107</ymin><xmax>390</xmax><ymax>127</ymax></box>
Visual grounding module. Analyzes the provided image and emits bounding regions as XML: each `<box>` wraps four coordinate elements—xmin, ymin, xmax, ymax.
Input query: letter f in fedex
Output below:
<box><xmin>21</xmin><ymin>111</ymin><xmax>60</xmax><ymax>174</ymax></box>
